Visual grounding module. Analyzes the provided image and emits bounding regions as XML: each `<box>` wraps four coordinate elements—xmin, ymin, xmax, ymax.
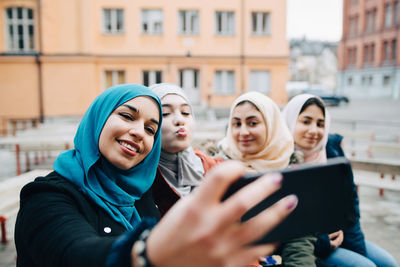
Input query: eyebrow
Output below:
<box><xmin>121</xmin><ymin>104</ymin><xmax>160</xmax><ymax>126</ymax></box>
<box><xmin>232</xmin><ymin>115</ymin><xmax>259</xmax><ymax>121</ymax></box>
<box><xmin>301</xmin><ymin>115</ymin><xmax>325</xmax><ymax>121</ymax></box>
<box><xmin>161</xmin><ymin>103</ymin><xmax>191</xmax><ymax>108</ymax></box>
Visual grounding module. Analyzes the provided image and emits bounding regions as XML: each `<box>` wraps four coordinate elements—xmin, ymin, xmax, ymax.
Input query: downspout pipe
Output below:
<box><xmin>36</xmin><ymin>0</ymin><xmax>44</xmax><ymax>123</ymax></box>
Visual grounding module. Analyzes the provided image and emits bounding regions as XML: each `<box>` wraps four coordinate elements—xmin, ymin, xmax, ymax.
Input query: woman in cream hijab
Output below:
<box><xmin>219</xmin><ymin>92</ymin><xmax>318</xmax><ymax>267</ymax></box>
<box><xmin>218</xmin><ymin>91</ymin><xmax>293</xmax><ymax>172</ymax></box>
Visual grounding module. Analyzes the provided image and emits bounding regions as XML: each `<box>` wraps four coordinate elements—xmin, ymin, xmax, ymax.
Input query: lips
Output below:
<box><xmin>117</xmin><ymin>139</ymin><xmax>140</xmax><ymax>156</ymax></box>
<box><xmin>176</xmin><ymin>128</ymin><xmax>187</xmax><ymax>138</ymax></box>
<box><xmin>238</xmin><ymin>139</ymin><xmax>254</xmax><ymax>146</ymax></box>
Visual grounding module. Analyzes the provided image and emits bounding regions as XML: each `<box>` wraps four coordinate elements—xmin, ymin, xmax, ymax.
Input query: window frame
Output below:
<box><xmin>102</xmin><ymin>8</ymin><xmax>124</xmax><ymax>34</ymax></box>
<box><xmin>214</xmin><ymin>70</ymin><xmax>235</xmax><ymax>95</ymax></box>
<box><xmin>215</xmin><ymin>11</ymin><xmax>235</xmax><ymax>36</ymax></box>
<box><xmin>104</xmin><ymin>70</ymin><xmax>125</xmax><ymax>89</ymax></box>
<box><xmin>250</xmin><ymin>11</ymin><xmax>270</xmax><ymax>36</ymax></box>
<box><xmin>249</xmin><ymin>70</ymin><xmax>270</xmax><ymax>94</ymax></box>
<box><xmin>141</xmin><ymin>9</ymin><xmax>163</xmax><ymax>35</ymax></box>
<box><xmin>142</xmin><ymin>70</ymin><xmax>162</xmax><ymax>86</ymax></box>
<box><xmin>178</xmin><ymin>10</ymin><xmax>199</xmax><ymax>35</ymax></box>
<box><xmin>5</xmin><ymin>7</ymin><xmax>35</xmax><ymax>52</ymax></box>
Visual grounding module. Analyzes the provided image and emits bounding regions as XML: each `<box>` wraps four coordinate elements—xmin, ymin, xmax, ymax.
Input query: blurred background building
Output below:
<box><xmin>0</xmin><ymin>0</ymin><xmax>289</xmax><ymax>135</ymax></box>
<box><xmin>288</xmin><ymin>38</ymin><xmax>338</xmax><ymax>92</ymax></box>
<box><xmin>337</xmin><ymin>0</ymin><xmax>400</xmax><ymax>99</ymax></box>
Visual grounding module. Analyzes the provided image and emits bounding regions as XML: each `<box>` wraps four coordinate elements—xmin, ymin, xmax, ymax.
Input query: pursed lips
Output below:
<box><xmin>176</xmin><ymin>128</ymin><xmax>187</xmax><ymax>137</ymax></box>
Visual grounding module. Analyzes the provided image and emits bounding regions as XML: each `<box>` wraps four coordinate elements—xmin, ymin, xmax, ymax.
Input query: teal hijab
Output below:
<box><xmin>54</xmin><ymin>84</ymin><xmax>162</xmax><ymax>230</ymax></box>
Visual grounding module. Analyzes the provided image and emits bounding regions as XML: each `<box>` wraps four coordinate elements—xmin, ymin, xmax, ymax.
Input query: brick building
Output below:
<box><xmin>337</xmin><ymin>0</ymin><xmax>400</xmax><ymax>98</ymax></box>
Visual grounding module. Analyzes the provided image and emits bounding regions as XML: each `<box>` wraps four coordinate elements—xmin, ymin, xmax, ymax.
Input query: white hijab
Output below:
<box><xmin>282</xmin><ymin>94</ymin><xmax>331</xmax><ymax>163</ymax></box>
<box><xmin>219</xmin><ymin>92</ymin><xmax>294</xmax><ymax>172</ymax></box>
<box><xmin>149</xmin><ymin>83</ymin><xmax>204</xmax><ymax>196</ymax></box>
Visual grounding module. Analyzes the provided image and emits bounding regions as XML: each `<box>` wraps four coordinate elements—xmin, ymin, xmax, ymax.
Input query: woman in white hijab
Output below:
<box><xmin>218</xmin><ymin>91</ymin><xmax>293</xmax><ymax>172</ymax></box>
<box><xmin>282</xmin><ymin>94</ymin><xmax>398</xmax><ymax>267</ymax></box>
<box><xmin>149</xmin><ymin>83</ymin><xmax>223</xmax><ymax>216</ymax></box>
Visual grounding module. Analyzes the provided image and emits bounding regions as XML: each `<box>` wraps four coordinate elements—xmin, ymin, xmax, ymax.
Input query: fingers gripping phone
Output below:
<box><xmin>222</xmin><ymin>158</ymin><xmax>354</xmax><ymax>244</ymax></box>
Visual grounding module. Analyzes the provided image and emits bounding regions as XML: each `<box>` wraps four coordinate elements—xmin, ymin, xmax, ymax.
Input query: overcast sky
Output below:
<box><xmin>287</xmin><ymin>0</ymin><xmax>343</xmax><ymax>41</ymax></box>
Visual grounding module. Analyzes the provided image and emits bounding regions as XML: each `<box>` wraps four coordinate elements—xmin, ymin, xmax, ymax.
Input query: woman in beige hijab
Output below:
<box><xmin>218</xmin><ymin>91</ymin><xmax>293</xmax><ymax>172</ymax></box>
<box><xmin>219</xmin><ymin>91</ymin><xmax>317</xmax><ymax>267</ymax></box>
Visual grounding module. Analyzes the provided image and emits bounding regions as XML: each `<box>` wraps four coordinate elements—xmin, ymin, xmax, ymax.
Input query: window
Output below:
<box><xmin>385</xmin><ymin>4</ymin><xmax>392</xmax><ymax>27</ymax></box>
<box><xmin>370</xmin><ymin>43</ymin><xmax>375</xmax><ymax>62</ymax></box>
<box><xmin>141</xmin><ymin>9</ymin><xmax>163</xmax><ymax>34</ymax></box>
<box><xmin>104</xmin><ymin>70</ymin><xmax>125</xmax><ymax>89</ymax></box>
<box><xmin>383</xmin><ymin>41</ymin><xmax>390</xmax><ymax>60</ymax></box>
<box><xmin>251</xmin><ymin>12</ymin><xmax>270</xmax><ymax>35</ymax></box>
<box><xmin>103</xmin><ymin>9</ymin><xmax>124</xmax><ymax>34</ymax></box>
<box><xmin>383</xmin><ymin>75</ymin><xmax>391</xmax><ymax>86</ymax></box>
<box><xmin>214</xmin><ymin>71</ymin><xmax>235</xmax><ymax>95</ymax></box>
<box><xmin>347</xmin><ymin>77</ymin><xmax>353</xmax><ymax>86</ymax></box>
<box><xmin>179</xmin><ymin>10</ymin><xmax>199</xmax><ymax>35</ymax></box>
<box><xmin>5</xmin><ymin>7</ymin><xmax>34</xmax><ymax>52</ymax></box>
<box><xmin>395</xmin><ymin>1</ymin><xmax>399</xmax><ymax>25</ymax></box>
<box><xmin>249</xmin><ymin>71</ymin><xmax>270</xmax><ymax>94</ymax></box>
<box><xmin>215</xmin><ymin>11</ymin><xmax>235</xmax><ymax>35</ymax></box>
<box><xmin>347</xmin><ymin>47</ymin><xmax>357</xmax><ymax>66</ymax></box>
<box><xmin>142</xmin><ymin>70</ymin><xmax>162</xmax><ymax>86</ymax></box>
<box><xmin>179</xmin><ymin>69</ymin><xmax>199</xmax><ymax>89</ymax></box>
<box><xmin>364</xmin><ymin>45</ymin><xmax>369</xmax><ymax>63</ymax></box>
<box><xmin>392</xmin><ymin>39</ymin><xmax>397</xmax><ymax>60</ymax></box>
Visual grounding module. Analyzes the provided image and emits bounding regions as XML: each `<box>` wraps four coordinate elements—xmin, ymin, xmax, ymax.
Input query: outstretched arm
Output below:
<box><xmin>145</xmin><ymin>161</ymin><xmax>298</xmax><ymax>267</ymax></box>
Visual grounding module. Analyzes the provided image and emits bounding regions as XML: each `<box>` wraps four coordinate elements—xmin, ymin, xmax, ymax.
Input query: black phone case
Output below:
<box><xmin>222</xmin><ymin>157</ymin><xmax>354</xmax><ymax>244</ymax></box>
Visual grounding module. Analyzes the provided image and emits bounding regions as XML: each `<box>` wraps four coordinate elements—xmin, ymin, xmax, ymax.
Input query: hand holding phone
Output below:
<box><xmin>222</xmin><ymin>158</ymin><xmax>354</xmax><ymax>244</ymax></box>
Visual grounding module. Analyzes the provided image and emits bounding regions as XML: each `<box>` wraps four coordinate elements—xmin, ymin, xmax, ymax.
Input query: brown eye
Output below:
<box><xmin>119</xmin><ymin>112</ymin><xmax>134</xmax><ymax>121</ymax></box>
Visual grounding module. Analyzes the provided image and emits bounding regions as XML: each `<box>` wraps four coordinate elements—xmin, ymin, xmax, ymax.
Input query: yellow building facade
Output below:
<box><xmin>0</xmin><ymin>0</ymin><xmax>289</xmax><ymax>134</ymax></box>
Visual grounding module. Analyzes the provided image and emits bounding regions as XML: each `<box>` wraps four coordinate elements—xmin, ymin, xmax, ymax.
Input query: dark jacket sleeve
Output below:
<box><xmin>319</xmin><ymin>134</ymin><xmax>366</xmax><ymax>256</ymax></box>
<box><xmin>16</xmin><ymin>181</ymin><xmax>117</xmax><ymax>267</ymax></box>
<box><xmin>314</xmin><ymin>233</ymin><xmax>333</xmax><ymax>258</ymax></box>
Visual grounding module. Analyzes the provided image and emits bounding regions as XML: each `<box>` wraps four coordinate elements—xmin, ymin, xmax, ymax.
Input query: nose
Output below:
<box><xmin>172</xmin><ymin>111</ymin><xmax>185</xmax><ymax>126</ymax></box>
<box><xmin>128</xmin><ymin>121</ymin><xmax>145</xmax><ymax>140</ymax></box>
<box><xmin>308</xmin><ymin>123</ymin><xmax>318</xmax><ymax>134</ymax></box>
<box><xmin>239</xmin><ymin>124</ymin><xmax>249</xmax><ymax>135</ymax></box>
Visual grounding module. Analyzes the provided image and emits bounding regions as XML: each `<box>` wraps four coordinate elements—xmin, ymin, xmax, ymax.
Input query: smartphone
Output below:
<box><xmin>222</xmin><ymin>157</ymin><xmax>354</xmax><ymax>244</ymax></box>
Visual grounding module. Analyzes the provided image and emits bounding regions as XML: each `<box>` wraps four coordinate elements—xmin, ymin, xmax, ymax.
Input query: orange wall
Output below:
<box><xmin>0</xmin><ymin>57</ymin><xmax>39</xmax><ymax>118</ymax></box>
<box><xmin>0</xmin><ymin>0</ymin><xmax>289</xmax><ymax>119</ymax></box>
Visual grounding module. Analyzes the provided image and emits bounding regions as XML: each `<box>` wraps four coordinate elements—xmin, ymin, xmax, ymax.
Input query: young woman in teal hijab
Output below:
<box><xmin>15</xmin><ymin>84</ymin><xmax>299</xmax><ymax>267</ymax></box>
<box><xmin>53</xmin><ymin>84</ymin><xmax>162</xmax><ymax>230</ymax></box>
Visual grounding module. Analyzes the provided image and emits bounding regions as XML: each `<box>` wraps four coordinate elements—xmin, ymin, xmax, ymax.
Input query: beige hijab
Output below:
<box><xmin>219</xmin><ymin>92</ymin><xmax>294</xmax><ymax>172</ymax></box>
<box><xmin>282</xmin><ymin>94</ymin><xmax>330</xmax><ymax>163</ymax></box>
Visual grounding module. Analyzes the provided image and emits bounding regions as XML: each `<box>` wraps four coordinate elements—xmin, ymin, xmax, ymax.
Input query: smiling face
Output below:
<box><xmin>231</xmin><ymin>101</ymin><xmax>267</xmax><ymax>155</ymax></box>
<box><xmin>98</xmin><ymin>96</ymin><xmax>160</xmax><ymax>170</ymax></box>
<box><xmin>160</xmin><ymin>94</ymin><xmax>194</xmax><ymax>153</ymax></box>
<box><xmin>293</xmin><ymin>104</ymin><xmax>325</xmax><ymax>151</ymax></box>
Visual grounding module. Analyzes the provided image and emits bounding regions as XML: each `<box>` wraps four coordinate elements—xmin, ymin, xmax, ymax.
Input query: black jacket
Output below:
<box><xmin>15</xmin><ymin>171</ymin><xmax>160</xmax><ymax>267</ymax></box>
<box><xmin>314</xmin><ymin>134</ymin><xmax>366</xmax><ymax>258</ymax></box>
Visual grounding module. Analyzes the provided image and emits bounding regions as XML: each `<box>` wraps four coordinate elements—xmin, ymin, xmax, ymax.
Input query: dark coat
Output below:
<box><xmin>314</xmin><ymin>134</ymin><xmax>366</xmax><ymax>258</ymax></box>
<box><xmin>15</xmin><ymin>171</ymin><xmax>159</xmax><ymax>267</ymax></box>
<box><xmin>152</xmin><ymin>148</ymin><xmax>223</xmax><ymax>216</ymax></box>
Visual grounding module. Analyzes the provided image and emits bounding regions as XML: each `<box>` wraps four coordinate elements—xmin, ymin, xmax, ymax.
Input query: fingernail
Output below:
<box><xmin>271</xmin><ymin>173</ymin><xmax>283</xmax><ymax>184</ymax></box>
<box><xmin>286</xmin><ymin>195</ymin><xmax>298</xmax><ymax>210</ymax></box>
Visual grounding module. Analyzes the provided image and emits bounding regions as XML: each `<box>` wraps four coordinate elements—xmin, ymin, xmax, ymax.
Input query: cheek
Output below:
<box><xmin>231</xmin><ymin>128</ymin><xmax>240</xmax><ymax>140</ymax></box>
<box><xmin>144</xmin><ymin>137</ymin><xmax>155</xmax><ymax>155</ymax></box>
<box><xmin>293</xmin><ymin>125</ymin><xmax>305</xmax><ymax>142</ymax></box>
<box><xmin>161</xmin><ymin>119</ymin><xmax>173</xmax><ymax>137</ymax></box>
